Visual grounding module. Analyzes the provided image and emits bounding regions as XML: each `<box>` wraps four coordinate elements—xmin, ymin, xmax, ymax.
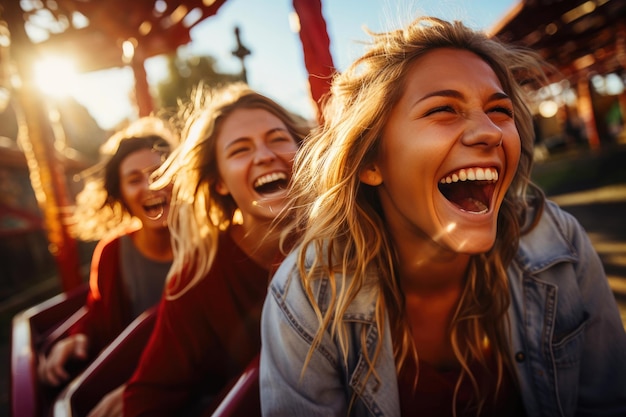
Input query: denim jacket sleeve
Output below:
<box><xmin>508</xmin><ymin>200</ymin><xmax>626</xmax><ymax>417</ymax></box>
<box><xmin>260</xmin><ymin>249</ymin><xmax>400</xmax><ymax>417</ymax></box>
<box><xmin>260</xmin><ymin>252</ymin><xmax>351</xmax><ymax>416</ymax></box>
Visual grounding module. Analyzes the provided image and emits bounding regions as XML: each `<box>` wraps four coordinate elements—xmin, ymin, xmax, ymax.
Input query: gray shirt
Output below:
<box><xmin>119</xmin><ymin>234</ymin><xmax>171</xmax><ymax>318</ymax></box>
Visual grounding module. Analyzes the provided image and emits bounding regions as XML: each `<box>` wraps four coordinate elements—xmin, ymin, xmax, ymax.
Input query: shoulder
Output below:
<box><xmin>269</xmin><ymin>245</ymin><xmax>333</xmax><ymax>311</ymax></box>
<box><xmin>97</xmin><ymin>232</ymin><xmax>124</xmax><ymax>249</ymax></box>
<box><xmin>268</xmin><ymin>248</ymin><xmax>306</xmax><ymax>306</ymax></box>
<box><xmin>516</xmin><ymin>200</ymin><xmax>585</xmax><ymax>272</ymax></box>
<box><xmin>92</xmin><ymin>233</ymin><xmax>125</xmax><ymax>265</ymax></box>
<box><xmin>214</xmin><ymin>231</ymin><xmax>268</xmax><ymax>277</ymax></box>
<box><xmin>539</xmin><ymin>199</ymin><xmax>585</xmax><ymax>236</ymax></box>
<box><xmin>269</xmin><ymin>244</ymin><xmax>378</xmax><ymax>320</ymax></box>
<box><xmin>167</xmin><ymin>231</ymin><xmax>267</xmax><ymax>296</ymax></box>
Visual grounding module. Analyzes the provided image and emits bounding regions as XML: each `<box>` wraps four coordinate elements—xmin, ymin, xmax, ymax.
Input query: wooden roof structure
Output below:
<box><xmin>19</xmin><ymin>0</ymin><xmax>229</xmax><ymax>72</ymax></box>
<box><xmin>489</xmin><ymin>0</ymin><xmax>626</xmax><ymax>149</ymax></box>
<box><xmin>2</xmin><ymin>0</ymin><xmax>233</xmax><ymax>117</ymax></box>
<box><xmin>0</xmin><ymin>0</ymin><xmax>334</xmax><ymax>291</ymax></box>
<box><xmin>489</xmin><ymin>0</ymin><xmax>626</xmax><ymax>82</ymax></box>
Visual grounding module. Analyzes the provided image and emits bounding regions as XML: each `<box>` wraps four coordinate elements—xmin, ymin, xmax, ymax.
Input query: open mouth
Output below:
<box><xmin>253</xmin><ymin>172</ymin><xmax>289</xmax><ymax>196</ymax></box>
<box><xmin>143</xmin><ymin>196</ymin><xmax>167</xmax><ymax>220</ymax></box>
<box><xmin>438</xmin><ymin>167</ymin><xmax>498</xmax><ymax>214</ymax></box>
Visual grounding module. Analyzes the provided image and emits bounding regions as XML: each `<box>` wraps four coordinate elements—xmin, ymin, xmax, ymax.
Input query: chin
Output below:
<box><xmin>254</xmin><ymin>196</ymin><xmax>287</xmax><ymax>214</ymax></box>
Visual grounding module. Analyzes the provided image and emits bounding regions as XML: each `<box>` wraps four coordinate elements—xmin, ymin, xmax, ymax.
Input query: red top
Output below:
<box><xmin>398</xmin><ymin>352</ymin><xmax>526</xmax><ymax>417</ymax></box>
<box><xmin>123</xmin><ymin>231</ymin><xmax>271</xmax><ymax>416</ymax></box>
<box><xmin>69</xmin><ymin>233</ymin><xmax>133</xmax><ymax>360</ymax></box>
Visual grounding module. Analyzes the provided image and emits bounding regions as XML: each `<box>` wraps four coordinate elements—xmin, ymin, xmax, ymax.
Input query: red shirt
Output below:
<box><xmin>70</xmin><ymin>233</ymin><xmax>133</xmax><ymax>360</ymax></box>
<box><xmin>398</xmin><ymin>352</ymin><xmax>526</xmax><ymax>417</ymax></box>
<box><xmin>123</xmin><ymin>231</ymin><xmax>270</xmax><ymax>416</ymax></box>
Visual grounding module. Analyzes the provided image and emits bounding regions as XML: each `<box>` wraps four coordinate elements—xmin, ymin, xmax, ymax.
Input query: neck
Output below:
<box><xmin>396</xmin><ymin>238</ymin><xmax>470</xmax><ymax>370</ymax></box>
<box><xmin>395</xmin><ymin>233</ymin><xmax>470</xmax><ymax>297</ymax></box>
<box><xmin>132</xmin><ymin>227</ymin><xmax>173</xmax><ymax>262</ymax></box>
<box><xmin>230</xmin><ymin>220</ymin><xmax>280</xmax><ymax>271</ymax></box>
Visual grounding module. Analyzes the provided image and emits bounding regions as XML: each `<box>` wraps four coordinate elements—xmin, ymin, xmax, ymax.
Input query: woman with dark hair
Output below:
<box><xmin>38</xmin><ymin>117</ymin><xmax>178</xmax><ymax>388</ymax></box>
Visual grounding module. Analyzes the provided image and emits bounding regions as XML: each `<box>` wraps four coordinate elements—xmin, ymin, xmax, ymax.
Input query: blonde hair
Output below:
<box><xmin>70</xmin><ymin>116</ymin><xmax>178</xmax><ymax>241</ymax></box>
<box><xmin>153</xmin><ymin>83</ymin><xmax>310</xmax><ymax>299</ymax></box>
<box><xmin>282</xmin><ymin>17</ymin><xmax>549</xmax><ymax>414</ymax></box>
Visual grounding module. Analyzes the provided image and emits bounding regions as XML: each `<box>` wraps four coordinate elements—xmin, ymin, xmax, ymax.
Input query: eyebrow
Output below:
<box><xmin>413</xmin><ymin>89</ymin><xmax>511</xmax><ymax>107</ymax></box>
<box><xmin>122</xmin><ymin>164</ymin><xmax>161</xmax><ymax>177</ymax></box>
<box><xmin>223</xmin><ymin>127</ymin><xmax>289</xmax><ymax>151</ymax></box>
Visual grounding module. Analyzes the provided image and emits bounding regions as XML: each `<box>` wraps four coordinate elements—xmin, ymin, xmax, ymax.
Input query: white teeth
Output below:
<box><xmin>254</xmin><ymin>172</ymin><xmax>287</xmax><ymax>188</ymax></box>
<box><xmin>439</xmin><ymin>167</ymin><xmax>498</xmax><ymax>184</ymax></box>
<box><xmin>143</xmin><ymin>196</ymin><xmax>166</xmax><ymax>207</ymax></box>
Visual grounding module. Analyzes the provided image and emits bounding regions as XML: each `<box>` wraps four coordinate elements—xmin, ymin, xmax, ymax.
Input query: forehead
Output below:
<box><xmin>119</xmin><ymin>148</ymin><xmax>163</xmax><ymax>175</ymax></box>
<box><xmin>402</xmin><ymin>48</ymin><xmax>504</xmax><ymax>96</ymax></box>
<box><xmin>217</xmin><ymin>108</ymin><xmax>286</xmax><ymax>144</ymax></box>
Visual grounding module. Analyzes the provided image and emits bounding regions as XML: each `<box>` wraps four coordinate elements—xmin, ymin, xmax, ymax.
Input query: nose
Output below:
<box><xmin>460</xmin><ymin>111</ymin><xmax>503</xmax><ymax>148</ymax></box>
<box><xmin>253</xmin><ymin>143</ymin><xmax>276</xmax><ymax>165</ymax></box>
<box><xmin>140</xmin><ymin>178</ymin><xmax>154</xmax><ymax>195</ymax></box>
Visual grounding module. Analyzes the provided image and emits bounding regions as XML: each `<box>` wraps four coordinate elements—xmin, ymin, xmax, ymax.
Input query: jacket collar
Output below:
<box><xmin>515</xmin><ymin>200</ymin><xmax>578</xmax><ymax>274</ymax></box>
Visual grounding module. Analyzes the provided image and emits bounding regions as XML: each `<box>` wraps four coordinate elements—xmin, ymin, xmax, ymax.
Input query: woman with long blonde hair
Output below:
<box><xmin>123</xmin><ymin>83</ymin><xmax>310</xmax><ymax>416</ymax></box>
<box><xmin>260</xmin><ymin>17</ymin><xmax>626</xmax><ymax>417</ymax></box>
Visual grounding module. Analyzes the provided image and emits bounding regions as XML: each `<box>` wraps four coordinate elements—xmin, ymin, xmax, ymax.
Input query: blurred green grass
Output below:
<box><xmin>531</xmin><ymin>144</ymin><xmax>626</xmax><ymax>196</ymax></box>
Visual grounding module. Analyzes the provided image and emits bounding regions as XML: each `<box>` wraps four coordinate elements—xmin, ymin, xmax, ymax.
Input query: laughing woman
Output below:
<box><xmin>38</xmin><ymin>117</ymin><xmax>178</xmax><ymax>388</ymax></box>
<box><xmin>123</xmin><ymin>83</ymin><xmax>310</xmax><ymax>416</ymax></box>
<box><xmin>260</xmin><ymin>17</ymin><xmax>626</xmax><ymax>417</ymax></box>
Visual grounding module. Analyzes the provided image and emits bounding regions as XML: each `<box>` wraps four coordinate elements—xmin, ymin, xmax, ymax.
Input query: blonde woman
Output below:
<box><xmin>260</xmin><ymin>17</ymin><xmax>626</xmax><ymax>417</ymax></box>
<box><xmin>123</xmin><ymin>83</ymin><xmax>310</xmax><ymax>416</ymax></box>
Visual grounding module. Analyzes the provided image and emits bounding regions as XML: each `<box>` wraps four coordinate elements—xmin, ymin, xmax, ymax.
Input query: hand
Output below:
<box><xmin>87</xmin><ymin>384</ymin><xmax>125</xmax><ymax>417</ymax></box>
<box><xmin>38</xmin><ymin>333</ymin><xmax>89</xmax><ymax>386</ymax></box>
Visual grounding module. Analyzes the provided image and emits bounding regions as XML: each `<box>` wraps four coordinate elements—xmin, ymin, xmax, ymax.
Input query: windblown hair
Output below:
<box><xmin>152</xmin><ymin>82</ymin><xmax>310</xmax><ymax>299</ymax></box>
<box><xmin>70</xmin><ymin>117</ymin><xmax>178</xmax><ymax>241</ymax></box>
<box><xmin>282</xmin><ymin>17</ymin><xmax>549</xmax><ymax>415</ymax></box>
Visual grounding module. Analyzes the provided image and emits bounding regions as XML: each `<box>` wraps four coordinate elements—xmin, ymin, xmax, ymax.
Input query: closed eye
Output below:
<box><xmin>270</xmin><ymin>135</ymin><xmax>292</xmax><ymax>143</ymax></box>
<box><xmin>423</xmin><ymin>105</ymin><xmax>456</xmax><ymax>116</ymax></box>
<box><xmin>227</xmin><ymin>146</ymin><xmax>250</xmax><ymax>157</ymax></box>
<box><xmin>489</xmin><ymin>105</ymin><xmax>514</xmax><ymax>117</ymax></box>
<box><xmin>125</xmin><ymin>174</ymin><xmax>145</xmax><ymax>185</ymax></box>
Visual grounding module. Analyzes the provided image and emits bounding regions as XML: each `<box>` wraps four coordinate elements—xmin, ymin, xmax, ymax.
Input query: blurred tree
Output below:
<box><xmin>53</xmin><ymin>96</ymin><xmax>107</xmax><ymax>162</ymax></box>
<box><xmin>0</xmin><ymin>96</ymin><xmax>105</xmax><ymax>163</ymax></box>
<box><xmin>154</xmin><ymin>53</ymin><xmax>243</xmax><ymax>112</ymax></box>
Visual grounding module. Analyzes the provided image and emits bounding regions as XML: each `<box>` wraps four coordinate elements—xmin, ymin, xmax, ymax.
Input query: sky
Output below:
<box><xmin>63</xmin><ymin>0</ymin><xmax>520</xmax><ymax>130</ymax></box>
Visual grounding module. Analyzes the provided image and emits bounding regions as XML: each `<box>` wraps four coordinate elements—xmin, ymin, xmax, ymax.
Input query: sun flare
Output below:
<box><xmin>33</xmin><ymin>56</ymin><xmax>78</xmax><ymax>97</ymax></box>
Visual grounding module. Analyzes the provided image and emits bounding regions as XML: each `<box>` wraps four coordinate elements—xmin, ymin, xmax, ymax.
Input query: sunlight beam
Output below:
<box><xmin>33</xmin><ymin>56</ymin><xmax>77</xmax><ymax>97</ymax></box>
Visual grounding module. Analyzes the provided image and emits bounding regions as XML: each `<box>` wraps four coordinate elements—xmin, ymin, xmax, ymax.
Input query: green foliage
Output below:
<box><xmin>154</xmin><ymin>53</ymin><xmax>244</xmax><ymax>113</ymax></box>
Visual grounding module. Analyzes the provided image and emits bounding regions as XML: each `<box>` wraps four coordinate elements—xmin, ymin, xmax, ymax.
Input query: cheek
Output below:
<box><xmin>120</xmin><ymin>184</ymin><xmax>136</xmax><ymax>202</ymax></box>
<box><xmin>500</xmin><ymin>133</ymin><xmax>522</xmax><ymax>193</ymax></box>
<box><xmin>505</xmin><ymin>134</ymin><xmax>522</xmax><ymax>171</ymax></box>
<box><xmin>218</xmin><ymin>163</ymin><xmax>248</xmax><ymax>195</ymax></box>
<box><xmin>278</xmin><ymin>149</ymin><xmax>298</xmax><ymax>165</ymax></box>
<box><xmin>119</xmin><ymin>187</ymin><xmax>139</xmax><ymax>214</ymax></box>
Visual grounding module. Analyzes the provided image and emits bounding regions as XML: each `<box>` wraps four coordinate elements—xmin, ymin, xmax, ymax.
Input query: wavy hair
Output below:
<box><xmin>283</xmin><ymin>17</ymin><xmax>549</xmax><ymax>415</ymax></box>
<box><xmin>70</xmin><ymin>117</ymin><xmax>178</xmax><ymax>241</ymax></box>
<box><xmin>153</xmin><ymin>83</ymin><xmax>311</xmax><ymax>299</ymax></box>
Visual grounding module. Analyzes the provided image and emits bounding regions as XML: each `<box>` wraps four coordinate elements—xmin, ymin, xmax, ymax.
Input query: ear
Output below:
<box><xmin>359</xmin><ymin>163</ymin><xmax>383</xmax><ymax>186</ymax></box>
<box><xmin>215</xmin><ymin>179</ymin><xmax>230</xmax><ymax>196</ymax></box>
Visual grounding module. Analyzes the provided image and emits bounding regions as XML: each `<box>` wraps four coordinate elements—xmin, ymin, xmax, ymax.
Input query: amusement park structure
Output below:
<box><xmin>1</xmin><ymin>0</ymin><xmax>625</xmax><ymax>295</ymax></box>
<box><xmin>0</xmin><ymin>0</ymin><xmax>334</xmax><ymax>293</ymax></box>
<box><xmin>3</xmin><ymin>1</ymin><xmax>626</xmax><ymax>416</ymax></box>
<box><xmin>491</xmin><ymin>0</ymin><xmax>626</xmax><ymax>150</ymax></box>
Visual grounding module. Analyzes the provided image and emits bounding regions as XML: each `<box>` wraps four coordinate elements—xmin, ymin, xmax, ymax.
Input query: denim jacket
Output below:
<box><xmin>260</xmin><ymin>201</ymin><xmax>626</xmax><ymax>416</ymax></box>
